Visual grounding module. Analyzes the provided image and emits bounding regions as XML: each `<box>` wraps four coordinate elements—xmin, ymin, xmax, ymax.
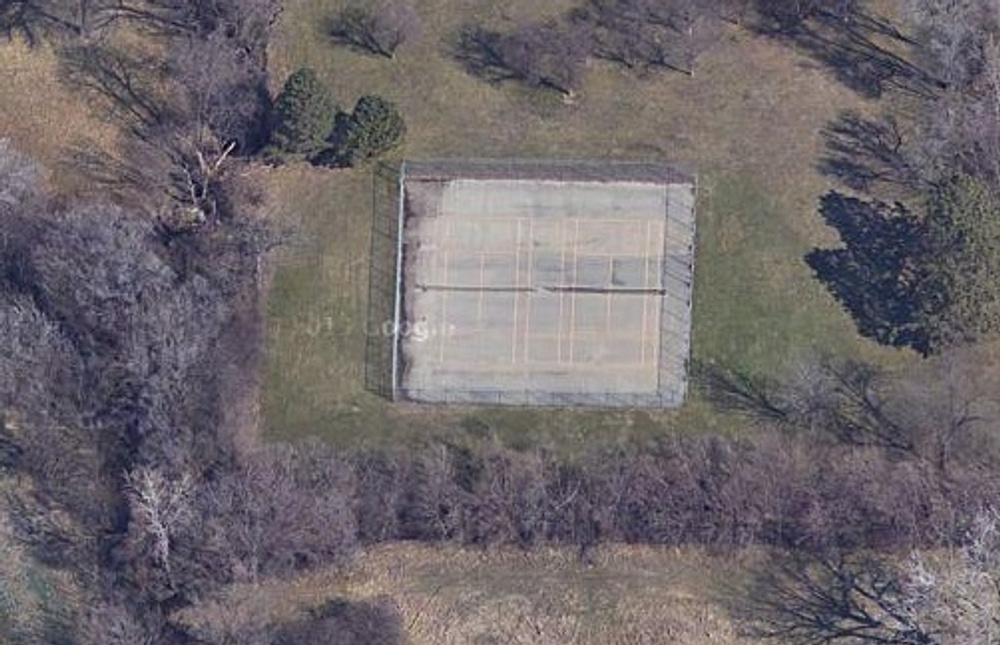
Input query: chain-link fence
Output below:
<box><xmin>367</xmin><ymin>158</ymin><xmax>696</xmax><ymax>407</ymax></box>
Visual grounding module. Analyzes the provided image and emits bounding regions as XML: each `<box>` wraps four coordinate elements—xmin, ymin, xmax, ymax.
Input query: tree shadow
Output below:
<box><xmin>818</xmin><ymin>110</ymin><xmax>922</xmax><ymax>194</ymax></box>
<box><xmin>805</xmin><ymin>192</ymin><xmax>929</xmax><ymax>354</ymax></box>
<box><xmin>753</xmin><ymin>2</ymin><xmax>941</xmax><ymax>99</ymax></box>
<box><xmin>690</xmin><ymin>360</ymin><xmax>790</xmax><ymax>423</ymax></box>
<box><xmin>58</xmin><ymin>43</ymin><xmax>166</xmax><ymax>134</ymax></box>
<box><xmin>327</xmin><ymin>9</ymin><xmax>387</xmax><ymax>59</ymax></box>
<box><xmin>327</xmin><ymin>2</ymin><xmax>419</xmax><ymax>60</ymax></box>
<box><xmin>0</xmin><ymin>2</ymin><xmax>87</xmax><ymax>46</ymax></box>
<box><xmin>568</xmin><ymin>0</ymin><xmax>720</xmax><ymax>79</ymax></box>
<box><xmin>445</xmin><ymin>23</ymin><xmax>517</xmax><ymax>86</ymax></box>
<box><xmin>55</xmin><ymin>43</ymin><xmax>168</xmax><ymax>204</ymax></box>
<box><xmin>445</xmin><ymin>21</ymin><xmax>588</xmax><ymax>96</ymax></box>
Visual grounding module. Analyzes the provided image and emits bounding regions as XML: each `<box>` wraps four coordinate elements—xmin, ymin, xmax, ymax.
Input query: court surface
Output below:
<box><xmin>398</xmin><ymin>167</ymin><xmax>695</xmax><ymax>407</ymax></box>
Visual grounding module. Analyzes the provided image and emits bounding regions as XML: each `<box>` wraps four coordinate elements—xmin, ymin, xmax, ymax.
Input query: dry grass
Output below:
<box><xmin>0</xmin><ymin>37</ymin><xmax>119</xmax><ymax>194</ymax></box>
<box><xmin>0</xmin><ymin>479</ymin><xmax>82</xmax><ymax>640</ymax></box>
<box><xmin>176</xmin><ymin>542</ymin><xmax>757</xmax><ymax>645</ymax></box>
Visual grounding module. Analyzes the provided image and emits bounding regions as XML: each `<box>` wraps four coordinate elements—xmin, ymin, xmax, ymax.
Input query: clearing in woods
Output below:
<box><xmin>262</xmin><ymin>0</ymin><xmax>908</xmax><ymax>450</ymax></box>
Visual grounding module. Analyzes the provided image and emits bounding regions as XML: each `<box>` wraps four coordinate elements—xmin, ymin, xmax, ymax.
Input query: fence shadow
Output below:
<box><xmin>364</xmin><ymin>162</ymin><xmax>403</xmax><ymax>399</ymax></box>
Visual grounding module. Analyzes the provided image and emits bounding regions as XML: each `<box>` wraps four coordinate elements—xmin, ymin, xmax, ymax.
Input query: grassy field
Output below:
<box><xmin>261</xmin><ymin>0</ymin><xmax>909</xmax><ymax>450</ymax></box>
<box><xmin>0</xmin><ymin>38</ymin><xmax>119</xmax><ymax>194</ymax></box>
<box><xmin>176</xmin><ymin>543</ymin><xmax>756</xmax><ymax>644</ymax></box>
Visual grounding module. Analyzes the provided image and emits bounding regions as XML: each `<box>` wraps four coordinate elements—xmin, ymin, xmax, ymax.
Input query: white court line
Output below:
<box><xmin>439</xmin><ymin>220</ymin><xmax>450</xmax><ymax>363</ymax></box>
<box><xmin>500</xmin><ymin>331</ymin><xmax>647</xmax><ymax>341</ymax></box>
<box><xmin>478</xmin><ymin>252</ymin><xmax>485</xmax><ymax>323</ymax></box>
<box><xmin>606</xmin><ymin>255</ymin><xmax>614</xmax><ymax>333</ymax></box>
<box><xmin>523</xmin><ymin>218</ymin><xmax>535</xmax><ymax>364</ymax></box>
<box><xmin>511</xmin><ymin>219</ymin><xmax>522</xmax><ymax>363</ymax></box>
<box><xmin>533</xmin><ymin>250</ymin><xmax>647</xmax><ymax>258</ymax></box>
<box><xmin>641</xmin><ymin>220</ymin><xmax>652</xmax><ymax>366</ymax></box>
<box><xmin>569</xmin><ymin>219</ymin><xmax>581</xmax><ymax>364</ymax></box>
<box><xmin>650</xmin><ymin>219</ymin><xmax>665</xmax><ymax>372</ymax></box>
<box><xmin>429</xmin><ymin>218</ymin><xmax>440</xmax><ymax>285</ymax></box>
<box><xmin>448</xmin><ymin>215</ymin><xmax>659</xmax><ymax>226</ymax></box>
<box><xmin>556</xmin><ymin>218</ymin><xmax>566</xmax><ymax>364</ymax></box>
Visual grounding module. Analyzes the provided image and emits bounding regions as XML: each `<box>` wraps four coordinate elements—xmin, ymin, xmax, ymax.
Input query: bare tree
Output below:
<box><xmin>905</xmin><ymin>0</ymin><xmax>996</xmax><ymax>90</ymax></box>
<box><xmin>199</xmin><ymin>442</ymin><xmax>357</xmax><ymax>583</ymax></box>
<box><xmin>125</xmin><ymin>467</ymin><xmax>195</xmax><ymax>584</ymax></box>
<box><xmin>53</xmin><ymin>0</ymin><xmax>278</xmax><ymax>221</ymax></box>
<box><xmin>910</xmin><ymin>34</ymin><xmax>1000</xmax><ymax>190</ymax></box>
<box><xmin>498</xmin><ymin>20</ymin><xmax>592</xmax><ymax>96</ymax></box>
<box><xmin>396</xmin><ymin>443</ymin><xmax>464</xmax><ymax>541</ymax></box>
<box><xmin>1</xmin><ymin>0</ymin><xmax>279</xmax><ymax>45</ymax></box>
<box><xmin>453</xmin><ymin>20</ymin><xmax>592</xmax><ymax>97</ymax></box>
<box><xmin>60</xmin><ymin>35</ymin><xmax>267</xmax><ymax>223</ymax></box>
<box><xmin>169</xmin><ymin>28</ymin><xmax>269</xmax><ymax>153</ymax></box>
<box><xmin>0</xmin><ymin>0</ymin><xmax>115</xmax><ymax>43</ymax></box>
<box><xmin>754</xmin><ymin>0</ymin><xmax>862</xmax><ymax>33</ymax></box>
<box><xmin>741</xmin><ymin>510</ymin><xmax>1000</xmax><ymax>644</ymax></box>
<box><xmin>716</xmin><ymin>0</ymin><xmax>752</xmax><ymax>24</ymax></box>
<box><xmin>352</xmin><ymin>450</ymin><xmax>404</xmax><ymax>543</ymax></box>
<box><xmin>574</xmin><ymin>0</ymin><xmax>721</xmax><ymax>76</ymax></box>
<box><xmin>274</xmin><ymin>597</ymin><xmax>405</xmax><ymax>645</ymax></box>
<box><xmin>904</xmin><ymin>510</ymin><xmax>1000</xmax><ymax>643</ymax></box>
<box><xmin>0</xmin><ymin>138</ymin><xmax>41</xmax><ymax>208</ymax></box>
<box><xmin>885</xmin><ymin>346</ymin><xmax>997</xmax><ymax>473</ymax></box>
<box><xmin>330</xmin><ymin>0</ymin><xmax>421</xmax><ymax>59</ymax></box>
<box><xmin>78</xmin><ymin>602</ymin><xmax>159</xmax><ymax>645</ymax></box>
<box><xmin>0</xmin><ymin>157</ymin><xmax>271</xmax><ymax>597</ymax></box>
<box><xmin>740</xmin><ymin>549</ymin><xmax>937</xmax><ymax>644</ymax></box>
<box><xmin>178</xmin><ymin>589</ymin><xmax>274</xmax><ymax>645</ymax></box>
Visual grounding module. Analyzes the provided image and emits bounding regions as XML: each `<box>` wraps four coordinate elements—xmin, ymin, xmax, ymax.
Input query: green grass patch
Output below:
<box><xmin>693</xmin><ymin>175</ymin><xmax>872</xmax><ymax>373</ymax></box>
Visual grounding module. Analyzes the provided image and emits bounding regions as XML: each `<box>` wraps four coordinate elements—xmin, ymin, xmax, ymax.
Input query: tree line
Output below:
<box><xmin>0</xmin><ymin>137</ymin><xmax>401</xmax><ymax>642</ymax></box>
<box><xmin>742</xmin><ymin>0</ymin><xmax>1000</xmax><ymax>640</ymax></box>
<box><xmin>329</xmin><ymin>0</ymin><xmax>750</xmax><ymax>97</ymax></box>
<box><xmin>329</xmin><ymin>0</ymin><xmax>916</xmax><ymax>98</ymax></box>
<box><xmin>0</xmin><ymin>0</ymin><xmax>403</xmax><ymax>641</ymax></box>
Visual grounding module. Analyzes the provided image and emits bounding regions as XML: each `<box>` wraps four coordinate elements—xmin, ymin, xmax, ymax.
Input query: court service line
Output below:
<box><xmin>606</xmin><ymin>255</ymin><xmax>614</xmax><ymax>334</ymax></box>
<box><xmin>478</xmin><ymin>251</ymin><xmax>485</xmax><ymax>323</ymax></box>
<box><xmin>439</xmin><ymin>220</ymin><xmax>450</xmax><ymax>363</ymax></box>
<box><xmin>569</xmin><ymin>219</ymin><xmax>581</xmax><ymax>364</ymax></box>
<box><xmin>511</xmin><ymin>219</ymin><xmax>522</xmax><ymax>363</ymax></box>
<box><xmin>495</xmin><ymin>331</ymin><xmax>644</xmax><ymax>341</ymax></box>
<box><xmin>523</xmin><ymin>218</ymin><xmax>535</xmax><ymax>364</ymax></box>
<box><xmin>521</xmin><ymin>250</ymin><xmax>645</xmax><ymax>258</ymax></box>
<box><xmin>556</xmin><ymin>217</ymin><xmax>567</xmax><ymax>364</ymax></box>
<box><xmin>652</xmin><ymin>217</ymin><xmax>668</xmax><ymax>378</ymax></box>
<box><xmin>445</xmin><ymin>215</ymin><xmax>658</xmax><ymax>226</ymax></box>
<box><xmin>640</xmin><ymin>219</ymin><xmax>653</xmax><ymax>366</ymax></box>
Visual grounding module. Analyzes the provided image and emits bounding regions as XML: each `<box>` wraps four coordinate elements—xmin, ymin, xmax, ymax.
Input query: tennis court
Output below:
<box><xmin>392</xmin><ymin>161</ymin><xmax>695</xmax><ymax>407</ymax></box>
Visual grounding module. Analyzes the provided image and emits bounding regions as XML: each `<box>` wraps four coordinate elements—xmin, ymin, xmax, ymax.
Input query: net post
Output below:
<box><xmin>390</xmin><ymin>160</ymin><xmax>407</xmax><ymax>401</ymax></box>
